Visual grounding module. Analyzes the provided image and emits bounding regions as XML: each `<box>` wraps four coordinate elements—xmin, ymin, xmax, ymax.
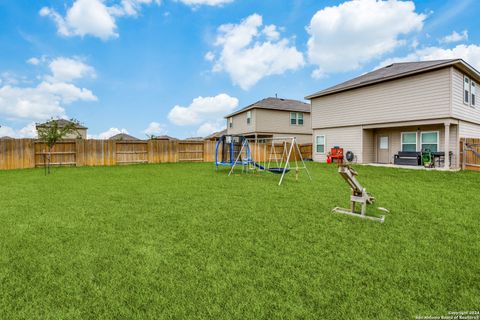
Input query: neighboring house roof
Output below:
<box><xmin>225</xmin><ymin>97</ymin><xmax>310</xmax><ymax>118</ymax></box>
<box><xmin>108</xmin><ymin>133</ymin><xmax>140</xmax><ymax>141</ymax></box>
<box><xmin>205</xmin><ymin>129</ymin><xmax>227</xmax><ymax>140</ymax></box>
<box><xmin>0</xmin><ymin>136</ymin><xmax>14</xmax><ymax>140</ymax></box>
<box><xmin>152</xmin><ymin>135</ymin><xmax>178</xmax><ymax>141</ymax></box>
<box><xmin>185</xmin><ymin>137</ymin><xmax>204</xmax><ymax>141</ymax></box>
<box><xmin>306</xmin><ymin>59</ymin><xmax>480</xmax><ymax>99</ymax></box>
<box><xmin>36</xmin><ymin>119</ymin><xmax>87</xmax><ymax>129</ymax></box>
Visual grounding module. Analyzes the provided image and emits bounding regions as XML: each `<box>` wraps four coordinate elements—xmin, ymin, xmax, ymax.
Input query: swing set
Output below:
<box><xmin>215</xmin><ymin>135</ymin><xmax>311</xmax><ymax>186</ymax></box>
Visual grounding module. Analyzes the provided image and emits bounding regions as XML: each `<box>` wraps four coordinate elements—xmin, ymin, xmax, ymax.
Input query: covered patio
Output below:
<box><xmin>362</xmin><ymin>119</ymin><xmax>459</xmax><ymax>169</ymax></box>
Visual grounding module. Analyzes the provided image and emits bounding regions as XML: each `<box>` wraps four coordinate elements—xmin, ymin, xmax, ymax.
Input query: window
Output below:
<box><xmin>379</xmin><ymin>136</ymin><xmax>389</xmax><ymax>150</ymax></box>
<box><xmin>472</xmin><ymin>82</ymin><xmax>476</xmax><ymax>107</ymax></box>
<box><xmin>229</xmin><ymin>117</ymin><xmax>233</xmax><ymax>128</ymax></box>
<box><xmin>421</xmin><ymin>131</ymin><xmax>439</xmax><ymax>152</ymax></box>
<box><xmin>290</xmin><ymin>112</ymin><xmax>297</xmax><ymax>125</ymax></box>
<box><xmin>298</xmin><ymin>113</ymin><xmax>304</xmax><ymax>125</ymax></box>
<box><xmin>464</xmin><ymin>76</ymin><xmax>470</xmax><ymax>104</ymax></box>
<box><xmin>290</xmin><ymin>112</ymin><xmax>304</xmax><ymax>125</ymax></box>
<box><xmin>246</xmin><ymin>111</ymin><xmax>251</xmax><ymax>125</ymax></box>
<box><xmin>401</xmin><ymin>132</ymin><xmax>417</xmax><ymax>152</ymax></box>
<box><xmin>316</xmin><ymin>135</ymin><xmax>325</xmax><ymax>154</ymax></box>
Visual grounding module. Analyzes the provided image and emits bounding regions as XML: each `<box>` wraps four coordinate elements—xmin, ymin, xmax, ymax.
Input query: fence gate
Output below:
<box><xmin>115</xmin><ymin>141</ymin><xmax>148</xmax><ymax>165</ymax></box>
<box><xmin>178</xmin><ymin>141</ymin><xmax>204</xmax><ymax>162</ymax></box>
<box><xmin>461</xmin><ymin>138</ymin><xmax>480</xmax><ymax>171</ymax></box>
<box><xmin>35</xmin><ymin>141</ymin><xmax>77</xmax><ymax>167</ymax></box>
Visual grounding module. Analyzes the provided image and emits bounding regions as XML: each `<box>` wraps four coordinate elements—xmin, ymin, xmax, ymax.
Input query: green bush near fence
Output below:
<box><xmin>0</xmin><ymin>163</ymin><xmax>478</xmax><ymax>319</ymax></box>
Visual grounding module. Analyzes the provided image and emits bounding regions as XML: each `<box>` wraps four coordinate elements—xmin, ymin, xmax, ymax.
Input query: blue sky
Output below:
<box><xmin>0</xmin><ymin>0</ymin><xmax>479</xmax><ymax>139</ymax></box>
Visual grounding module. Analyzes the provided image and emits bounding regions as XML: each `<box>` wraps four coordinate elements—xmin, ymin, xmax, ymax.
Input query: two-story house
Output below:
<box><xmin>35</xmin><ymin>119</ymin><xmax>88</xmax><ymax>139</ymax></box>
<box><xmin>306</xmin><ymin>59</ymin><xmax>480</xmax><ymax>169</ymax></box>
<box><xmin>225</xmin><ymin>97</ymin><xmax>312</xmax><ymax>144</ymax></box>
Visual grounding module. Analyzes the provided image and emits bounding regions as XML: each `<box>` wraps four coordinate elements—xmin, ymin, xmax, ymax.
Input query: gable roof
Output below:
<box><xmin>306</xmin><ymin>59</ymin><xmax>480</xmax><ymax>99</ymax></box>
<box><xmin>108</xmin><ymin>133</ymin><xmax>140</xmax><ymax>141</ymax></box>
<box><xmin>36</xmin><ymin>119</ymin><xmax>87</xmax><ymax>129</ymax></box>
<box><xmin>152</xmin><ymin>135</ymin><xmax>178</xmax><ymax>141</ymax></box>
<box><xmin>205</xmin><ymin>129</ymin><xmax>227</xmax><ymax>140</ymax></box>
<box><xmin>225</xmin><ymin>97</ymin><xmax>310</xmax><ymax>118</ymax></box>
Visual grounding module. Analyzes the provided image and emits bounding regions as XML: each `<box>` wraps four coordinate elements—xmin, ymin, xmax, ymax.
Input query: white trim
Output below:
<box><xmin>297</xmin><ymin>112</ymin><xmax>304</xmax><ymax>126</ymax></box>
<box><xmin>401</xmin><ymin>131</ymin><xmax>417</xmax><ymax>151</ymax></box>
<box><xmin>420</xmin><ymin>130</ymin><xmax>440</xmax><ymax>152</ymax></box>
<box><xmin>464</xmin><ymin>75</ymin><xmax>470</xmax><ymax>105</ymax></box>
<box><xmin>471</xmin><ymin>81</ymin><xmax>476</xmax><ymax>108</ymax></box>
<box><xmin>315</xmin><ymin>134</ymin><xmax>326</xmax><ymax>154</ymax></box>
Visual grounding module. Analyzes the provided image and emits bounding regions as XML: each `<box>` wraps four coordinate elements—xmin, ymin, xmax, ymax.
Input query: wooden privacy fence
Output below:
<box><xmin>0</xmin><ymin>139</ymin><xmax>312</xmax><ymax>170</ymax></box>
<box><xmin>460</xmin><ymin>138</ymin><xmax>480</xmax><ymax>171</ymax></box>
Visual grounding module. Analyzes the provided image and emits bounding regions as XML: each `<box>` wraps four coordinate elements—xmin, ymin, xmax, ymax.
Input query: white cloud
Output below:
<box><xmin>440</xmin><ymin>30</ymin><xmax>468</xmax><ymax>44</ymax></box>
<box><xmin>0</xmin><ymin>57</ymin><xmax>97</xmax><ymax>121</ymax></box>
<box><xmin>178</xmin><ymin>0</ymin><xmax>233</xmax><ymax>6</ymax></box>
<box><xmin>27</xmin><ymin>57</ymin><xmax>40</xmax><ymax>65</ymax></box>
<box><xmin>89</xmin><ymin>128</ymin><xmax>129</xmax><ymax>139</ymax></box>
<box><xmin>0</xmin><ymin>122</ymin><xmax>37</xmax><ymax>138</ymax></box>
<box><xmin>143</xmin><ymin>122</ymin><xmax>167</xmax><ymax>136</ymax></box>
<box><xmin>307</xmin><ymin>0</ymin><xmax>425</xmax><ymax>77</ymax></box>
<box><xmin>210</xmin><ymin>14</ymin><xmax>304</xmax><ymax>90</ymax></box>
<box><xmin>40</xmin><ymin>0</ymin><xmax>160</xmax><ymax>40</ymax></box>
<box><xmin>196</xmin><ymin>121</ymin><xmax>225</xmax><ymax>137</ymax></box>
<box><xmin>204</xmin><ymin>51</ymin><xmax>215</xmax><ymax>61</ymax></box>
<box><xmin>168</xmin><ymin>93</ymin><xmax>238</xmax><ymax>126</ymax></box>
<box><xmin>47</xmin><ymin>57</ymin><xmax>96</xmax><ymax>83</ymax></box>
<box><xmin>376</xmin><ymin>44</ymin><xmax>480</xmax><ymax>71</ymax></box>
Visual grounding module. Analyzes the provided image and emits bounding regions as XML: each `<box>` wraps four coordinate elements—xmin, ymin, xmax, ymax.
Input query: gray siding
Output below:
<box><xmin>459</xmin><ymin>121</ymin><xmax>480</xmax><ymax>138</ymax></box>
<box><xmin>451</xmin><ymin>68</ymin><xmax>480</xmax><ymax>124</ymax></box>
<box><xmin>313</xmin><ymin>126</ymin><xmax>363</xmax><ymax>163</ymax></box>
<box><xmin>311</xmin><ymin>68</ymin><xmax>452</xmax><ymax>129</ymax></box>
<box><xmin>255</xmin><ymin>109</ymin><xmax>312</xmax><ymax>134</ymax></box>
<box><xmin>226</xmin><ymin>109</ymin><xmax>256</xmax><ymax>135</ymax></box>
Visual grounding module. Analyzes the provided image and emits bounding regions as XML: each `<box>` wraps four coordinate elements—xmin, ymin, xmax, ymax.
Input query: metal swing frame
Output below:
<box><xmin>228</xmin><ymin>137</ymin><xmax>311</xmax><ymax>186</ymax></box>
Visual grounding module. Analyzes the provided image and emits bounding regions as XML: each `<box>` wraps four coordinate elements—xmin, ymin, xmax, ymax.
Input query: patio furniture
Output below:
<box><xmin>394</xmin><ymin>151</ymin><xmax>422</xmax><ymax>166</ymax></box>
<box><xmin>431</xmin><ymin>151</ymin><xmax>453</xmax><ymax>168</ymax></box>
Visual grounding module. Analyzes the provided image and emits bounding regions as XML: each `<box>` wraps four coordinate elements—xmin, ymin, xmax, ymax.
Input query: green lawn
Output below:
<box><xmin>0</xmin><ymin>163</ymin><xmax>479</xmax><ymax>319</ymax></box>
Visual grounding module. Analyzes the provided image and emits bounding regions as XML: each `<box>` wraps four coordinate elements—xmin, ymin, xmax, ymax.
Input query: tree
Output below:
<box><xmin>37</xmin><ymin>118</ymin><xmax>81</xmax><ymax>175</ymax></box>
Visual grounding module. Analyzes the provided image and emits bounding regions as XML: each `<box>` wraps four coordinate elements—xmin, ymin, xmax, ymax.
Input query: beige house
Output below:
<box><xmin>225</xmin><ymin>97</ymin><xmax>312</xmax><ymax>144</ymax></box>
<box><xmin>36</xmin><ymin>119</ymin><xmax>87</xmax><ymax>139</ymax></box>
<box><xmin>306</xmin><ymin>59</ymin><xmax>480</xmax><ymax>169</ymax></box>
<box><xmin>109</xmin><ymin>133</ymin><xmax>140</xmax><ymax>141</ymax></box>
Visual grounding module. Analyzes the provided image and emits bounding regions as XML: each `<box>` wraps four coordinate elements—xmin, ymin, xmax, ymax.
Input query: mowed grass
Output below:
<box><xmin>0</xmin><ymin>163</ymin><xmax>479</xmax><ymax>319</ymax></box>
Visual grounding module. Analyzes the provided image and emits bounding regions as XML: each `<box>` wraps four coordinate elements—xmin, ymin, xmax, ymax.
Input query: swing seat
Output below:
<box><xmin>267</xmin><ymin>168</ymin><xmax>290</xmax><ymax>174</ymax></box>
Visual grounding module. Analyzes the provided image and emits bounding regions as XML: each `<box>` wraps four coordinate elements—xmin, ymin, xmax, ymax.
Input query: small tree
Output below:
<box><xmin>37</xmin><ymin>118</ymin><xmax>81</xmax><ymax>175</ymax></box>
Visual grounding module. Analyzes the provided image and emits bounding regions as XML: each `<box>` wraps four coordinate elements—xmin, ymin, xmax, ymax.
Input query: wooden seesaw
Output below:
<box><xmin>332</xmin><ymin>152</ymin><xmax>389</xmax><ymax>223</ymax></box>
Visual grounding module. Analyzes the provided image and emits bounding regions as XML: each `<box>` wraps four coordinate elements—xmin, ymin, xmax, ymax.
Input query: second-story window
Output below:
<box><xmin>229</xmin><ymin>117</ymin><xmax>233</xmax><ymax>128</ymax></box>
<box><xmin>246</xmin><ymin>111</ymin><xmax>251</xmax><ymax>125</ymax></box>
<box><xmin>464</xmin><ymin>76</ymin><xmax>470</xmax><ymax>105</ymax></box>
<box><xmin>290</xmin><ymin>112</ymin><xmax>297</xmax><ymax>125</ymax></box>
<box><xmin>472</xmin><ymin>81</ymin><xmax>476</xmax><ymax>107</ymax></box>
<box><xmin>290</xmin><ymin>112</ymin><xmax>304</xmax><ymax>125</ymax></box>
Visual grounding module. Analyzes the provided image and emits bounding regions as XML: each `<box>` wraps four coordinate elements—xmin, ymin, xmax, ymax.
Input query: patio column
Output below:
<box><xmin>444</xmin><ymin>123</ymin><xmax>450</xmax><ymax>169</ymax></box>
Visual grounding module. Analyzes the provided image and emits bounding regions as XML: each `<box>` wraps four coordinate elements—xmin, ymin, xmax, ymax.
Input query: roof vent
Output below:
<box><xmin>385</xmin><ymin>63</ymin><xmax>394</xmax><ymax>68</ymax></box>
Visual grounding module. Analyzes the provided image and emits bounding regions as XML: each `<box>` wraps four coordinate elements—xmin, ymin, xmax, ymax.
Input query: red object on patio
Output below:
<box><xmin>330</xmin><ymin>147</ymin><xmax>344</xmax><ymax>160</ymax></box>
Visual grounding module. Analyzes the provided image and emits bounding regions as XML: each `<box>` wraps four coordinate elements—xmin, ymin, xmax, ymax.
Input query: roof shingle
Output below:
<box><xmin>306</xmin><ymin>59</ymin><xmax>462</xmax><ymax>99</ymax></box>
<box><xmin>225</xmin><ymin>97</ymin><xmax>310</xmax><ymax>118</ymax></box>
